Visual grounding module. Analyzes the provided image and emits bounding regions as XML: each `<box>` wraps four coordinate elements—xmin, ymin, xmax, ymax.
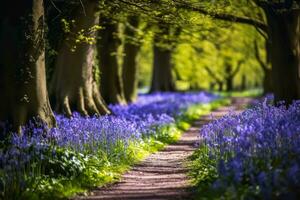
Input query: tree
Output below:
<box><xmin>0</xmin><ymin>0</ymin><xmax>56</xmax><ymax>132</ymax></box>
<box><xmin>174</xmin><ymin>0</ymin><xmax>300</xmax><ymax>103</ymax></box>
<box><xmin>254</xmin><ymin>40</ymin><xmax>273</xmax><ymax>94</ymax></box>
<box><xmin>50</xmin><ymin>0</ymin><xmax>110</xmax><ymax>117</ymax></box>
<box><xmin>240</xmin><ymin>74</ymin><xmax>247</xmax><ymax>91</ymax></box>
<box><xmin>259</xmin><ymin>2</ymin><xmax>300</xmax><ymax>103</ymax></box>
<box><xmin>204</xmin><ymin>66</ymin><xmax>224</xmax><ymax>91</ymax></box>
<box><xmin>122</xmin><ymin>16</ymin><xmax>141</xmax><ymax>103</ymax></box>
<box><xmin>97</xmin><ymin>17</ymin><xmax>126</xmax><ymax>105</ymax></box>
<box><xmin>224</xmin><ymin>59</ymin><xmax>243</xmax><ymax>91</ymax></box>
<box><xmin>150</xmin><ymin>25</ymin><xmax>179</xmax><ymax>93</ymax></box>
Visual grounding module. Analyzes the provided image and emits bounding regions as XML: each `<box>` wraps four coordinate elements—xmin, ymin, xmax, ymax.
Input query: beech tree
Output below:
<box><xmin>173</xmin><ymin>0</ymin><xmax>299</xmax><ymax>103</ymax></box>
<box><xmin>0</xmin><ymin>0</ymin><xmax>56</xmax><ymax>132</ymax></box>
<box><xmin>260</xmin><ymin>2</ymin><xmax>300</xmax><ymax>104</ymax></box>
<box><xmin>50</xmin><ymin>0</ymin><xmax>110</xmax><ymax>117</ymax></box>
<box><xmin>150</xmin><ymin>25</ymin><xmax>180</xmax><ymax>93</ymax></box>
<box><xmin>204</xmin><ymin>60</ymin><xmax>242</xmax><ymax>92</ymax></box>
<box><xmin>122</xmin><ymin>16</ymin><xmax>141</xmax><ymax>103</ymax></box>
<box><xmin>224</xmin><ymin>60</ymin><xmax>243</xmax><ymax>92</ymax></box>
<box><xmin>97</xmin><ymin>17</ymin><xmax>126</xmax><ymax>105</ymax></box>
<box><xmin>204</xmin><ymin>67</ymin><xmax>224</xmax><ymax>91</ymax></box>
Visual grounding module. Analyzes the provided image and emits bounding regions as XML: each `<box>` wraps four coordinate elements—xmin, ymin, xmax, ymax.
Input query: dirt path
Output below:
<box><xmin>74</xmin><ymin>97</ymin><xmax>253</xmax><ymax>200</ymax></box>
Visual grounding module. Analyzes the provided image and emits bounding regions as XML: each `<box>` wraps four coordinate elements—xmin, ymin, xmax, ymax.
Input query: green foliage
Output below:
<box><xmin>215</xmin><ymin>88</ymin><xmax>263</xmax><ymax>98</ymax></box>
<box><xmin>13</xmin><ymin>98</ymin><xmax>228</xmax><ymax>200</ymax></box>
<box><xmin>189</xmin><ymin>147</ymin><xmax>219</xmax><ymax>199</ymax></box>
<box><xmin>45</xmin><ymin>0</ymin><xmax>267</xmax><ymax>91</ymax></box>
<box><xmin>173</xmin><ymin>22</ymin><xmax>263</xmax><ymax>91</ymax></box>
<box><xmin>60</xmin><ymin>19</ymin><xmax>102</xmax><ymax>52</ymax></box>
<box><xmin>189</xmin><ymin>147</ymin><xmax>259</xmax><ymax>200</ymax></box>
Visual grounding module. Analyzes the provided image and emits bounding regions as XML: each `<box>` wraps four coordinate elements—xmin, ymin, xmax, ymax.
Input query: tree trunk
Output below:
<box><xmin>265</xmin><ymin>8</ymin><xmax>300</xmax><ymax>104</ymax></box>
<box><xmin>150</xmin><ymin>25</ymin><xmax>176</xmax><ymax>93</ymax></box>
<box><xmin>263</xmin><ymin>69</ymin><xmax>273</xmax><ymax>94</ymax></box>
<box><xmin>241</xmin><ymin>74</ymin><xmax>247</xmax><ymax>91</ymax></box>
<box><xmin>0</xmin><ymin>0</ymin><xmax>56</xmax><ymax>133</ymax></box>
<box><xmin>225</xmin><ymin>64</ymin><xmax>234</xmax><ymax>92</ymax></box>
<box><xmin>122</xmin><ymin>16</ymin><xmax>140</xmax><ymax>103</ymax></box>
<box><xmin>218</xmin><ymin>82</ymin><xmax>223</xmax><ymax>91</ymax></box>
<box><xmin>50</xmin><ymin>0</ymin><xmax>110</xmax><ymax>117</ymax></box>
<box><xmin>226</xmin><ymin>76</ymin><xmax>233</xmax><ymax>92</ymax></box>
<box><xmin>150</xmin><ymin>46</ymin><xmax>176</xmax><ymax>92</ymax></box>
<box><xmin>263</xmin><ymin>40</ymin><xmax>273</xmax><ymax>94</ymax></box>
<box><xmin>209</xmin><ymin>82</ymin><xmax>215</xmax><ymax>91</ymax></box>
<box><xmin>97</xmin><ymin>18</ymin><xmax>126</xmax><ymax>105</ymax></box>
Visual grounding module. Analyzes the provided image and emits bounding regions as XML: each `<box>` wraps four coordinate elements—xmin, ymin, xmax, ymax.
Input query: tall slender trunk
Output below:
<box><xmin>150</xmin><ymin>25</ymin><xmax>176</xmax><ymax>93</ymax></box>
<box><xmin>225</xmin><ymin>65</ymin><xmax>234</xmax><ymax>92</ymax></box>
<box><xmin>224</xmin><ymin>61</ymin><xmax>242</xmax><ymax>92</ymax></box>
<box><xmin>0</xmin><ymin>0</ymin><xmax>56</xmax><ymax>133</ymax></box>
<box><xmin>265</xmin><ymin>8</ymin><xmax>300</xmax><ymax>104</ymax></box>
<box><xmin>226</xmin><ymin>76</ymin><xmax>234</xmax><ymax>92</ymax></box>
<box><xmin>263</xmin><ymin>69</ymin><xmax>272</xmax><ymax>94</ymax></box>
<box><xmin>122</xmin><ymin>16</ymin><xmax>140</xmax><ymax>103</ymax></box>
<box><xmin>218</xmin><ymin>82</ymin><xmax>223</xmax><ymax>91</ymax></box>
<box><xmin>241</xmin><ymin>74</ymin><xmax>247</xmax><ymax>91</ymax></box>
<box><xmin>50</xmin><ymin>0</ymin><xmax>110</xmax><ymax>117</ymax></box>
<box><xmin>97</xmin><ymin>18</ymin><xmax>126</xmax><ymax>105</ymax></box>
<box><xmin>150</xmin><ymin>46</ymin><xmax>176</xmax><ymax>92</ymax></box>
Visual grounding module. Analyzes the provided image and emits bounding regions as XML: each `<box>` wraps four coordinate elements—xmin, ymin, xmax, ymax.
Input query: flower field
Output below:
<box><xmin>191</xmin><ymin>100</ymin><xmax>300</xmax><ymax>199</ymax></box>
<box><xmin>0</xmin><ymin>91</ymin><xmax>222</xmax><ymax>199</ymax></box>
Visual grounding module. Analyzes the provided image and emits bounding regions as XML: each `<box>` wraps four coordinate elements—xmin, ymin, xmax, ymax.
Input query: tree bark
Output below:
<box><xmin>263</xmin><ymin>69</ymin><xmax>273</xmax><ymax>94</ymax></box>
<box><xmin>264</xmin><ymin>8</ymin><xmax>300</xmax><ymax>104</ymax></box>
<box><xmin>50</xmin><ymin>0</ymin><xmax>110</xmax><ymax>117</ymax></box>
<box><xmin>97</xmin><ymin>18</ymin><xmax>126</xmax><ymax>105</ymax></box>
<box><xmin>0</xmin><ymin>0</ymin><xmax>56</xmax><ymax>132</ymax></box>
<box><xmin>150</xmin><ymin>25</ymin><xmax>177</xmax><ymax>93</ymax></box>
<box><xmin>150</xmin><ymin>46</ymin><xmax>176</xmax><ymax>92</ymax></box>
<box><xmin>225</xmin><ymin>76</ymin><xmax>234</xmax><ymax>92</ymax></box>
<box><xmin>241</xmin><ymin>74</ymin><xmax>247</xmax><ymax>91</ymax></box>
<box><xmin>122</xmin><ymin>16</ymin><xmax>140</xmax><ymax>103</ymax></box>
<box><xmin>218</xmin><ymin>82</ymin><xmax>224</xmax><ymax>91</ymax></box>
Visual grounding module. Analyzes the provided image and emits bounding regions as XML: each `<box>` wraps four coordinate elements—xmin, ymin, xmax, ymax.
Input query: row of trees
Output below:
<box><xmin>174</xmin><ymin>0</ymin><xmax>300</xmax><ymax>103</ymax></box>
<box><xmin>0</xmin><ymin>0</ymin><xmax>299</xmax><ymax>132</ymax></box>
<box><xmin>0</xmin><ymin>0</ymin><xmax>179</xmax><ymax>131</ymax></box>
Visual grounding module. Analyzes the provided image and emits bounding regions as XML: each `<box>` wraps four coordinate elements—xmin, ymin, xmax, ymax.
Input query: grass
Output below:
<box><xmin>188</xmin><ymin>146</ymin><xmax>221</xmax><ymax>200</ymax></box>
<box><xmin>213</xmin><ymin>88</ymin><xmax>263</xmax><ymax>98</ymax></box>
<box><xmin>10</xmin><ymin>98</ymin><xmax>230</xmax><ymax>200</ymax></box>
<box><xmin>66</xmin><ymin>98</ymin><xmax>230</xmax><ymax>199</ymax></box>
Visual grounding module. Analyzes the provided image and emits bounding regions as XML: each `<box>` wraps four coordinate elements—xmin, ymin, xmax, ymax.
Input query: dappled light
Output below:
<box><xmin>0</xmin><ymin>0</ymin><xmax>299</xmax><ymax>199</ymax></box>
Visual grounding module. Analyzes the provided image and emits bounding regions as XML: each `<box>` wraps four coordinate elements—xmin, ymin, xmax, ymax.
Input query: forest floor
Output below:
<box><xmin>74</xmin><ymin>97</ymin><xmax>253</xmax><ymax>200</ymax></box>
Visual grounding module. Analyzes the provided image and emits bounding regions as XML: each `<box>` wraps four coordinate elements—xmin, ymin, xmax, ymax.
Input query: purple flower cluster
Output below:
<box><xmin>0</xmin><ymin>91</ymin><xmax>217</xmax><ymax>197</ymax></box>
<box><xmin>201</xmin><ymin>100</ymin><xmax>300</xmax><ymax>198</ymax></box>
<box><xmin>110</xmin><ymin>92</ymin><xmax>216</xmax><ymax>135</ymax></box>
